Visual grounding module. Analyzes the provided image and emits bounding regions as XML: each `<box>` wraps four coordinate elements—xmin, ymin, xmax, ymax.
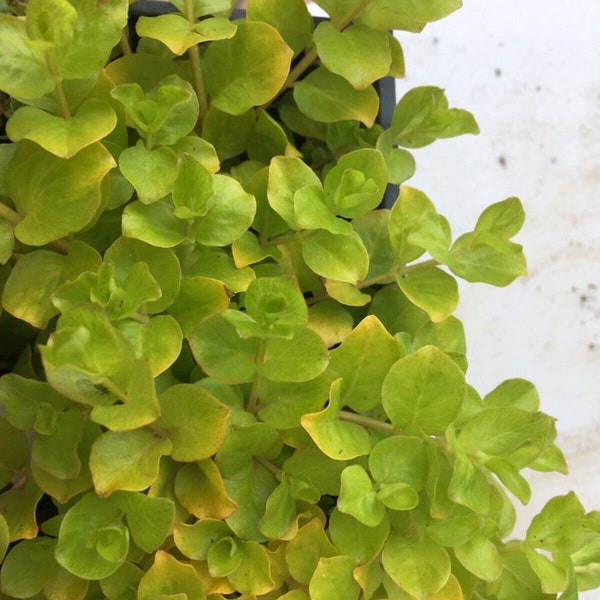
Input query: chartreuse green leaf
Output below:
<box><xmin>226</xmin><ymin>539</ymin><xmax>275</xmax><ymax>595</ymax></box>
<box><xmin>306</xmin><ymin>300</ymin><xmax>353</xmax><ymax>348</ymax></box>
<box><xmin>238</xmin><ymin>275</ymin><xmax>307</xmax><ymax>338</ymax></box>
<box><xmin>7</xmin><ymin>99</ymin><xmax>117</xmax><ymax>159</ymax></box>
<box><xmin>0</xmin><ymin>14</ymin><xmax>54</xmax><ymax>99</ymax></box>
<box><xmin>302</xmin><ymin>229</ymin><xmax>369</xmax><ymax>284</ymax></box>
<box><xmin>475</xmin><ymin>196</ymin><xmax>525</xmax><ymax>238</ymax></box>
<box><xmin>122</xmin><ymin>200</ymin><xmax>186</xmax><ymax>247</ymax></box>
<box><xmin>329</xmin><ymin>508</ymin><xmax>390</xmax><ymax>564</ymax></box>
<box><xmin>314</xmin><ymin>22</ymin><xmax>392</xmax><ymax>90</ymax></box>
<box><xmin>190</xmin><ymin>174</ymin><xmax>256</xmax><ymax>247</ymax></box>
<box><xmin>100</xmin><ymin>562</ymin><xmax>144</xmax><ymax>600</ymax></box>
<box><xmin>172</xmin><ymin>154</ymin><xmax>213</xmax><ymax>218</ymax></box>
<box><xmin>8</xmin><ymin>141</ymin><xmax>115</xmax><ymax>246</ymax></box>
<box><xmin>447</xmin><ymin>429</ymin><xmax>490</xmax><ymax>515</ymax></box>
<box><xmin>3</xmin><ymin>240</ymin><xmax>101</xmax><ymax>329</ymax></box>
<box><xmin>268</xmin><ymin>155</ymin><xmax>322</xmax><ymax>227</ymax></box>
<box><xmin>292</xmin><ymin>185</ymin><xmax>353</xmax><ymax>236</ymax></box>
<box><xmin>526</xmin><ymin>492</ymin><xmax>586</xmax><ymax>554</ymax></box>
<box><xmin>283</xmin><ymin>446</ymin><xmax>345</xmax><ymax>497</ymax></box>
<box><xmin>224</xmin><ymin>463</ymin><xmax>278</xmax><ymax>541</ymax></box>
<box><xmin>31</xmin><ymin>407</ymin><xmax>84</xmax><ymax>480</ymax></box>
<box><xmin>89</xmin><ymin>428</ymin><xmax>173</xmax><ymax>496</ymax></box>
<box><xmin>55</xmin><ymin>263</ymin><xmax>162</xmax><ymax>322</ymax></box>
<box><xmin>383</xmin><ymin>533</ymin><xmax>451</xmax><ymax>599</ymax></box>
<box><xmin>448</xmin><ymin>231</ymin><xmax>527</xmax><ymax>286</ymax></box>
<box><xmin>41</xmin><ymin>302</ymin><xmax>129</xmax><ymax>388</ymax></box>
<box><xmin>174</xmin><ymin>519</ymin><xmax>232</xmax><ymax>561</ymax></box>
<box><xmin>104</xmin><ymin>237</ymin><xmax>181</xmax><ymax>314</ymax></box>
<box><xmin>337</xmin><ymin>464</ymin><xmax>386</xmax><ymax>526</ymax></box>
<box><xmin>388</xmin><ymin>185</ymin><xmax>435</xmax><ymax>264</ymax></box>
<box><xmin>324</xmin><ymin>148</ymin><xmax>388</xmax><ymax>218</ymax></box>
<box><xmin>25</xmin><ymin>0</ymin><xmax>76</xmax><ymax>47</ymax></box>
<box><xmin>0</xmin><ymin>417</ymin><xmax>28</xmax><ymax>490</ymax></box>
<box><xmin>397</xmin><ymin>266</ymin><xmax>459</xmax><ymax>322</ymax></box>
<box><xmin>247</xmin><ymin>0</ymin><xmax>312</xmax><ymax>56</ymax></box>
<box><xmin>31</xmin><ymin>420</ymin><xmax>98</xmax><ymax>505</ymax></box>
<box><xmin>347</xmin><ymin>0</ymin><xmax>457</xmax><ymax>30</ymax></box>
<box><xmin>0</xmin><ymin>220</ymin><xmax>14</xmax><ymax>265</ymax></box>
<box><xmin>424</xmin><ymin>504</ymin><xmax>482</xmax><ymax>548</ymax></box>
<box><xmin>170</xmin><ymin>0</ymin><xmax>232</xmax><ymax>19</ymax></box>
<box><xmin>155</xmin><ymin>383</ymin><xmax>230</xmax><ymax>462</ymax></box>
<box><xmin>232</xmin><ymin>230</ymin><xmax>283</xmax><ymax>268</ymax></box>
<box><xmin>483</xmin><ymin>378</ymin><xmax>540</xmax><ymax>411</ymax></box>
<box><xmin>294</xmin><ymin>67</ymin><xmax>380</xmax><ymax>127</ymax></box>
<box><xmin>112</xmin><ymin>492</ymin><xmax>174</xmax><ymax>554</ymax></box>
<box><xmin>454</xmin><ymin>533</ymin><xmax>503</xmax><ymax>582</ymax></box>
<box><xmin>459</xmin><ymin>406</ymin><xmax>554</xmax><ymax>459</ymax></box>
<box><xmin>216</xmin><ymin>419</ymin><xmax>281</xmax><ymax>479</ymax></box>
<box><xmin>207</xmin><ymin>536</ymin><xmax>242</xmax><ymax>577</ymax></box>
<box><xmin>203</xmin><ymin>22</ymin><xmax>293</xmax><ymax>114</ymax></box>
<box><xmin>485</xmin><ymin>457</ymin><xmax>531</xmax><ymax>504</ymax></box>
<box><xmin>111</xmin><ymin>75</ymin><xmax>199</xmax><ymax>147</ymax></box>
<box><xmin>407</xmin><ymin>210</ymin><xmax>452</xmax><ymax>263</ymax></box>
<box><xmin>41</xmin><ymin>306</ymin><xmax>162</xmax><ymax>430</ymax></box>
<box><xmin>261</xmin><ymin>326</ymin><xmax>329</xmax><ymax>382</ymax></box>
<box><xmin>118</xmin><ymin>142</ymin><xmax>178</xmax><ymax>204</ymax></box>
<box><xmin>369</xmin><ymin>435</ymin><xmax>427</xmax><ymax>491</ymax></box>
<box><xmin>168</xmin><ymin>275</ymin><xmax>230</xmax><ymax>336</ymax></box>
<box><xmin>137</xmin><ymin>550</ymin><xmax>205</xmax><ymax>600</ymax></box>
<box><xmin>137</xmin><ymin>14</ymin><xmax>236</xmax><ymax>55</ymax></box>
<box><xmin>301</xmin><ymin>378</ymin><xmax>371</xmax><ymax>460</ymax></box>
<box><xmin>174</xmin><ymin>459</ymin><xmax>237</xmax><ymax>520</ymax></box>
<box><xmin>257</xmin><ymin>376</ymin><xmax>330</xmax><ymax>430</ymax></box>
<box><xmin>525</xmin><ymin>549</ymin><xmax>569</xmax><ymax>594</ymax></box>
<box><xmin>391</xmin><ymin>86</ymin><xmax>479</xmax><ymax>148</ymax></box>
<box><xmin>55</xmin><ymin>493</ymin><xmax>129</xmax><ymax>580</ymax></box>
<box><xmin>309</xmin><ymin>555</ymin><xmax>361</xmax><ymax>600</ymax></box>
<box><xmin>376</xmin><ymin>130</ymin><xmax>415</xmax><ymax>185</ymax></box>
<box><xmin>382</xmin><ymin>345</ymin><xmax>465</xmax><ymax>434</ymax></box>
<box><xmin>285</xmin><ymin>519</ymin><xmax>338</xmax><ymax>585</ymax></box>
<box><xmin>0</xmin><ymin>374</ymin><xmax>70</xmax><ymax>433</ymax></box>
<box><xmin>189</xmin><ymin>313</ymin><xmax>260</xmax><ymax>383</ymax></box>
<box><xmin>115</xmin><ymin>315</ymin><xmax>182</xmax><ymax>376</ymax></box>
<box><xmin>328</xmin><ymin>315</ymin><xmax>403</xmax><ymax>412</ymax></box>
<box><xmin>0</xmin><ymin>466</ymin><xmax>43</xmax><ymax>540</ymax></box>
<box><xmin>0</xmin><ymin>537</ymin><xmax>56</xmax><ymax>598</ymax></box>
<box><xmin>0</xmin><ymin>514</ymin><xmax>9</xmax><ymax>563</ymax></box>
<box><xmin>53</xmin><ymin>0</ymin><xmax>128</xmax><ymax>79</ymax></box>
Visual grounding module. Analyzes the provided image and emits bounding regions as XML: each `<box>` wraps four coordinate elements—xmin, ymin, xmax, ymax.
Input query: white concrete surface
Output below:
<box><xmin>397</xmin><ymin>2</ymin><xmax>600</xmax><ymax>596</ymax></box>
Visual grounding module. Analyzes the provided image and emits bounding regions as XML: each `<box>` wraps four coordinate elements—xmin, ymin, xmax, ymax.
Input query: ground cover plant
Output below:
<box><xmin>0</xmin><ymin>0</ymin><xmax>599</xmax><ymax>598</ymax></box>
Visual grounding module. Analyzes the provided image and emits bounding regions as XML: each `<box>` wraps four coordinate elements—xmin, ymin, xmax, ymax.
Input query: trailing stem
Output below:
<box><xmin>46</xmin><ymin>50</ymin><xmax>71</xmax><ymax>119</ymax></box>
<box><xmin>185</xmin><ymin>0</ymin><xmax>209</xmax><ymax>118</ymax></box>
<box><xmin>339</xmin><ymin>409</ymin><xmax>396</xmax><ymax>434</ymax></box>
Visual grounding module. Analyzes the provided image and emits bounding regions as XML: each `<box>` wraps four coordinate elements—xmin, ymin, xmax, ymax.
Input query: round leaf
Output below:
<box><xmin>382</xmin><ymin>345</ymin><xmax>465</xmax><ymax>435</ymax></box>
<box><xmin>7</xmin><ymin>99</ymin><xmax>117</xmax><ymax>159</ymax></box>
<box><xmin>382</xmin><ymin>533</ymin><xmax>451</xmax><ymax>599</ymax></box>
<box><xmin>137</xmin><ymin>551</ymin><xmax>205</xmax><ymax>600</ymax></box>
<box><xmin>155</xmin><ymin>384</ymin><xmax>230</xmax><ymax>462</ymax></box>
<box><xmin>294</xmin><ymin>67</ymin><xmax>379</xmax><ymax>127</ymax></box>
<box><xmin>8</xmin><ymin>141</ymin><xmax>115</xmax><ymax>246</ymax></box>
<box><xmin>203</xmin><ymin>22</ymin><xmax>293</xmax><ymax>114</ymax></box>
<box><xmin>55</xmin><ymin>493</ymin><xmax>129</xmax><ymax>580</ymax></box>
<box><xmin>89</xmin><ymin>428</ymin><xmax>173</xmax><ymax>497</ymax></box>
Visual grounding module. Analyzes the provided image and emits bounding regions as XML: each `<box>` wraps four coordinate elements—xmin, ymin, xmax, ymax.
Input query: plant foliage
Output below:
<box><xmin>0</xmin><ymin>0</ymin><xmax>599</xmax><ymax>598</ymax></box>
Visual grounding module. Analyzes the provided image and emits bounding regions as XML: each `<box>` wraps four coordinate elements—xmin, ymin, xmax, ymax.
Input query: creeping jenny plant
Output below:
<box><xmin>0</xmin><ymin>0</ymin><xmax>599</xmax><ymax>598</ymax></box>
